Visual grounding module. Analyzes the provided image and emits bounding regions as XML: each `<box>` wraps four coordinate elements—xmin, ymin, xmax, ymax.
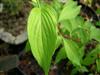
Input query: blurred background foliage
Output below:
<box><xmin>0</xmin><ymin>0</ymin><xmax>24</xmax><ymax>15</ymax></box>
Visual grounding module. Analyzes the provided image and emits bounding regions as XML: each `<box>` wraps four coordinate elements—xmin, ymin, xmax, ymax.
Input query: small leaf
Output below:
<box><xmin>90</xmin><ymin>26</ymin><xmax>100</xmax><ymax>42</ymax></box>
<box><xmin>72</xmin><ymin>28</ymin><xmax>90</xmax><ymax>45</ymax></box>
<box><xmin>51</xmin><ymin>0</ymin><xmax>63</xmax><ymax>16</ymax></box>
<box><xmin>55</xmin><ymin>35</ymin><xmax>62</xmax><ymax>50</ymax></box>
<box><xmin>71</xmin><ymin>68</ymin><xmax>78</xmax><ymax>75</ymax></box>
<box><xmin>69</xmin><ymin>16</ymin><xmax>84</xmax><ymax>30</ymax></box>
<box><xmin>96</xmin><ymin>59</ymin><xmax>100</xmax><ymax>72</ymax></box>
<box><xmin>83</xmin><ymin>45</ymin><xmax>100</xmax><ymax>65</ymax></box>
<box><xmin>32</xmin><ymin>0</ymin><xmax>38</xmax><ymax>3</ymax></box>
<box><xmin>59</xmin><ymin>0</ymin><xmax>81</xmax><ymax>21</ymax></box>
<box><xmin>83</xmin><ymin>21</ymin><xmax>92</xmax><ymax>30</ymax></box>
<box><xmin>55</xmin><ymin>47</ymin><xmax>67</xmax><ymax>63</ymax></box>
<box><xmin>71</xmin><ymin>66</ymin><xmax>88</xmax><ymax>75</ymax></box>
<box><xmin>63</xmin><ymin>39</ymin><xmax>81</xmax><ymax>66</ymax></box>
<box><xmin>89</xmin><ymin>73</ymin><xmax>94</xmax><ymax>75</ymax></box>
<box><xmin>79</xmin><ymin>47</ymin><xmax>85</xmax><ymax>60</ymax></box>
<box><xmin>61</xmin><ymin>16</ymin><xmax>84</xmax><ymax>33</ymax></box>
<box><xmin>96</xmin><ymin>21</ymin><xmax>100</xmax><ymax>27</ymax></box>
<box><xmin>96</xmin><ymin>8</ymin><xmax>100</xmax><ymax>14</ymax></box>
<box><xmin>24</xmin><ymin>41</ymin><xmax>31</xmax><ymax>52</ymax></box>
<box><xmin>79</xmin><ymin>66</ymin><xmax>88</xmax><ymax>72</ymax></box>
<box><xmin>61</xmin><ymin>20</ymin><xmax>72</xmax><ymax>33</ymax></box>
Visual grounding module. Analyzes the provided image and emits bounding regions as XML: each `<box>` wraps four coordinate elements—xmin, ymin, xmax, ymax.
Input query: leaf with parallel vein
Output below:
<box><xmin>27</xmin><ymin>6</ymin><xmax>57</xmax><ymax>75</ymax></box>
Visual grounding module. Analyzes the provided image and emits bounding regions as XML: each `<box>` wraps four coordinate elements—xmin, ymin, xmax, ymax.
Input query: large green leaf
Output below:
<box><xmin>59</xmin><ymin>0</ymin><xmax>81</xmax><ymax>22</ymax></box>
<box><xmin>63</xmin><ymin>39</ymin><xmax>81</xmax><ymax>66</ymax></box>
<box><xmin>27</xmin><ymin>6</ymin><xmax>57</xmax><ymax>75</ymax></box>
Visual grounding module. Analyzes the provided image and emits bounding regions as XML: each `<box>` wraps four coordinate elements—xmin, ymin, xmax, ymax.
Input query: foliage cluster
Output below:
<box><xmin>27</xmin><ymin>0</ymin><xmax>100</xmax><ymax>75</ymax></box>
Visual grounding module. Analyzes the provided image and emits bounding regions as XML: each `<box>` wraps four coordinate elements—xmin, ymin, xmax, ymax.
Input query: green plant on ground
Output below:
<box><xmin>1</xmin><ymin>0</ymin><xmax>24</xmax><ymax>15</ymax></box>
<box><xmin>27</xmin><ymin>0</ymin><xmax>100</xmax><ymax>75</ymax></box>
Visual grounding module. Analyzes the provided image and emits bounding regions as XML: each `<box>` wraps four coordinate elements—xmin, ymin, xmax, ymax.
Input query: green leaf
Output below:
<box><xmin>83</xmin><ymin>45</ymin><xmax>100</xmax><ymax>65</ymax></box>
<box><xmin>61</xmin><ymin>20</ymin><xmax>72</xmax><ymax>32</ymax></box>
<box><xmin>63</xmin><ymin>39</ymin><xmax>81</xmax><ymax>66</ymax></box>
<box><xmin>79</xmin><ymin>47</ymin><xmax>85</xmax><ymax>61</ymax></box>
<box><xmin>96</xmin><ymin>8</ymin><xmax>100</xmax><ymax>14</ymax></box>
<box><xmin>96</xmin><ymin>59</ymin><xmax>100</xmax><ymax>72</ymax></box>
<box><xmin>83</xmin><ymin>21</ymin><xmax>92</xmax><ymax>30</ymax></box>
<box><xmin>69</xmin><ymin>16</ymin><xmax>84</xmax><ymax>30</ymax></box>
<box><xmin>59</xmin><ymin>0</ymin><xmax>81</xmax><ymax>22</ymax></box>
<box><xmin>71</xmin><ymin>68</ymin><xmax>78</xmax><ymax>75</ymax></box>
<box><xmin>89</xmin><ymin>73</ymin><xmax>94</xmax><ymax>75</ymax></box>
<box><xmin>96</xmin><ymin>21</ymin><xmax>100</xmax><ymax>27</ymax></box>
<box><xmin>27</xmin><ymin>6</ymin><xmax>57</xmax><ymax>75</ymax></box>
<box><xmin>51</xmin><ymin>0</ymin><xmax>63</xmax><ymax>16</ymax></box>
<box><xmin>61</xmin><ymin>16</ymin><xmax>84</xmax><ymax>33</ymax></box>
<box><xmin>55</xmin><ymin>35</ymin><xmax>62</xmax><ymax>50</ymax></box>
<box><xmin>55</xmin><ymin>47</ymin><xmax>67</xmax><ymax>63</ymax></box>
<box><xmin>32</xmin><ymin>0</ymin><xmax>38</xmax><ymax>3</ymax></box>
<box><xmin>79</xmin><ymin>66</ymin><xmax>88</xmax><ymax>72</ymax></box>
<box><xmin>24</xmin><ymin>41</ymin><xmax>31</xmax><ymax>52</ymax></box>
<box><xmin>90</xmin><ymin>26</ymin><xmax>100</xmax><ymax>42</ymax></box>
<box><xmin>72</xmin><ymin>28</ymin><xmax>90</xmax><ymax>45</ymax></box>
<box><xmin>71</xmin><ymin>66</ymin><xmax>88</xmax><ymax>75</ymax></box>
